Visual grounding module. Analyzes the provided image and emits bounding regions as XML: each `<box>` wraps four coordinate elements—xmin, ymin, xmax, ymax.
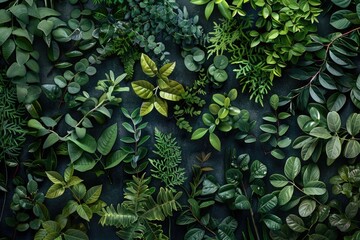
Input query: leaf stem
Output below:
<box><xmin>241</xmin><ymin>182</ymin><xmax>261</xmax><ymax>240</ymax></box>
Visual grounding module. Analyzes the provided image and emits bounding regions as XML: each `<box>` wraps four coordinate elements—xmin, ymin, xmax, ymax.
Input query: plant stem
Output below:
<box><xmin>0</xmin><ymin>160</ymin><xmax>8</xmax><ymax>222</ymax></box>
<box><xmin>241</xmin><ymin>182</ymin><xmax>261</xmax><ymax>240</ymax></box>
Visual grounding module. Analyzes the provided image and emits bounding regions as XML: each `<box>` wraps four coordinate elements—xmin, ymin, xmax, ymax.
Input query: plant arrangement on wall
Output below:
<box><xmin>1</xmin><ymin>0</ymin><xmax>360</xmax><ymax>240</ymax></box>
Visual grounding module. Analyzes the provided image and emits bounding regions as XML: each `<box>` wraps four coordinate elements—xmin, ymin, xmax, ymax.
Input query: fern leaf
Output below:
<box><xmin>116</xmin><ymin>222</ymin><xmax>145</xmax><ymax>240</ymax></box>
<box><xmin>141</xmin><ymin>188</ymin><xmax>181</xmax><ymax>221</ymax></box>
<box><xmin>99</xmin><ymin>204</ymin><xmax>137</xmax><ymax>228</ymax></box>
<box><xmin>143</xmin><ymin>222</ymin><xmax>169</xmax><ymax>240</ymax></box>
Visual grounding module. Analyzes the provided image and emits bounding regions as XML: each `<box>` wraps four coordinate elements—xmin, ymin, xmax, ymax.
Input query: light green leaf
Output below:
<box><xmin>46</xmin><ymin>184</ymin><xmax>65</xmax><ymax>199</ymax></box>
<box><xmin>159</xmin><ymin>62</ymin><xmax>175</xmax><ymax>78</ymax></box>
<box><xmin>140</xmin><ymin>53</ymin><xmax>157</xmax><ymax>77</ymax></box>
<box><xmin>140</xmin><ymin>101</ymin><xmax>154</xmax><ymax>116</ymax></box>
<box><xmin>303</xmin><ymin>181</ymin><xmax>326</xmax><ymax>195</ymax></box>
<box><xmin>344</xmin><ymin>140</ymin><xmax>360</xmax><ymax>158</ymax></box>
<box><xmin>330</xmin><ymin>10</ymin><xmax>352</xmax><ymax>30</ymax></box>
<box><xmin>76</xmin><ymin>204</ymin><xmax>92</xmax><ymax>222</ymax></box>
<box><xmin>263</xmin><ymin>214</ymin><xmax>282</xmax><ymax>231</ymax></box>
<box><xmin>6</xmin><ymin>62</ymin><xmax>26</xmax><ymax>78</ymax></box>
<box><xmin>191</xmin><ymin>128</ymin><xmax>208</xmax><ymax>140</ymax></box>
<box><xmin>131</xmin><ymin>80</ymin><xmax>154</xmax><ymax>99</ymax></box>
<box><xmin>209</xmin><ymin>133</ymin><xmax>221</xmax><ymax>151</ymax></box>
<box><xmin>63</xmin><ymin>229</ymin><xmax>89</xmax><ymax>240</ymax></box>
<box><xmin>105</xmin><ymin>149</ymin><xmax>128</xmax><ymax>169</ymax></box>
<box><xmin>154</xmin><ymin>97</ymin><xmax>168</xmax><ymax>117</ymax></box>
<box><xmin>84</xmin><ymin>185</ymin><xmax>102</xmax><ymax>205</ymax></box>
<box><xmin>270</xmin><ymin>94</ymin><xmax>279</xmax><ymax>110</ymax></box>
<box><xmin>97</xmin><ymin>123</ymin><xmax>117</xmax><ymax>156</ymax></box>
<box><xmin>45</xmin><ymin>171</ymin><xmax>64</xmax><ymax>184</ymax></box>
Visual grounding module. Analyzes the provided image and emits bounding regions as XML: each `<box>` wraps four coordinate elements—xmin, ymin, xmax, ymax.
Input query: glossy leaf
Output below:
<box><xmin>286</xmin><ymin>214</ymin><xmax>307</xmax><ymax>233</ymax></box>
<box><xmin>284</xmin><ymin>157</ymin><xmax>301</xmax><ymax>181</ymax></box>
<box><xmin>97</xmin><ymin>123</ymin><xmax>117</xmax><ymax>156</ymax></box>
<box><xmin>140</xmin><ymin>53</ymin><xmax>157</xmax><ymax>77</ymax></box>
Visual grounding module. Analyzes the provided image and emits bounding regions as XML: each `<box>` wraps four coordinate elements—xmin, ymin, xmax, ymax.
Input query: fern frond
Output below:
<box><xmin>141</xmin><ymin>187</ymin><xmax>181</xmax><ymax>221</ymax></box>
<box><xmin>99</xmin><ymin>204</ymin><xmax>137</xmax><ymax>228</ymax></box>
<box><xmin>143</xmin><ymin>222</ymin><xmax>169</xmax><ymax>240</ymax></box>
<box><xmin>123</xmin><ymin>174</ymin><xmax>155</xmax><ymax>212</ymax></box>
<box><xmin>116</xmin><ymin>222</ymin><xmax>146</xmax><ymax>240</ymax></box>
<box><xmin>149</xmin><ymin>128</ymin><xmax>186</xmax><ymax>189</ymax></box>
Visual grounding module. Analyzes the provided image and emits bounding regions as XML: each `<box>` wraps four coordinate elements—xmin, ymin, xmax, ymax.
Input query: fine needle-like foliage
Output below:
<box><xmin>149</xmin><ymin>128</ymin><xmax>186</xmax><ymax>189</ymax></box>
<box><xmin>99</xmin><ymin>174</ymin><xmax>182</xmax><ymax>240</ymax></box>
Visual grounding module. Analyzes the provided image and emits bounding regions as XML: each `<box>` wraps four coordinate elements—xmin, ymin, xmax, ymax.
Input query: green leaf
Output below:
<box><xmin>202</xmin><ymin>176</ymin><xmax>219</xmax><ymax>195</ymax></box>
<box><xmin>184</xmin><ymin>228</ymin><xmax>205</xmax><ymax>240</ymax></box>
<box><xmin>43</xmin><ymin>133</ymin><xmax>60</xmax><ymax>149</ymax></box>
<box><xmin>154</xmin><ymin>97</ymin><xmax>168</xmax><ymax>117</ymax></box>
<box><xmin>299</xmin><ymin>199</ymin><xmax>316</xmax><ymax>217</ymax></box>
<box><xmin>250</xmin><ymin>160</ymin><xmax>267</xmax><ymax>182</ymax></box>
<box><xmin>209</xmin><ymin>133</ymin><xmax>221</xmax><ymax>151</ymax></box>
<box><xmin>330</xmin><ymin>10</ymin><xmax>352</xmax><ymax>29</ymax></box>
<box><xmin>10</xmin><ymin>4</ymin><xmax>28</xmax><ymax>23</ymax></box>
<box><xmin>344</xmin><ymin>140</ymin><xmax>360</xmax><ymax>158</ymax></box>
<box><xmin>140</xmin><ymin>53</ymin><xmax>157</xmax><ymax>77</ymax></box>
<box><xmin>258</xmin><ymin>194</ymin><xmax>277</xmax><ymax>213</ymax></box>
<box><xmin>204</xmin><ymin>1</ymin><xmax>214</xmax><ymax>19</ymax></box>
<box><xmin>346</xmin><ymin>113</ymin><xmax>360</xmax><ymax>136</ymax></box>
<box><xmin>97</xmin><ymin>123</ymin><xmax>117</xmax><ymax>156</ymax></box>
<box><xmin>260</xmin><ymin>124</ymin><xmax>277</xmax><ymax>134</ymax></box>
<box><xmin>309</xmin><ymin>127</ymin><xmax>332</xmax><ymax>139</ymax></box>
<box><xmin>38</xmin><ymin>20</ymin><xmax>54</xmax><ymax>36</ymax></box>
<box><xmin>76</xmin><ymin>204</ymin><xmax>92</xmax><ymax>222</ymax></box>
<box><xmin>278</xmin><ymin>185</ymin><xmax>294</xmax><ymax>206</ymax></box>
<box><xmin>140</xmin><ymin>101</ymin><xmax>154</xmax><ymax>116</ymax></box>
<box><xmin>46</xmin><ymin>171</ymin><xmax>64</xmax><ymax>184</ymax></box>
<box><xmin>270</xmin><ymin>174</ymin><xmax>288</xmax><ymax>188</ymax></box>
<box><xmin>286</xmin><ymin>214</ymin><xmax>307</xmax><ymax>233</ymax></box>
<box><xmin>68</xmin><ymin>82</ymin><xmax>81</xmax><ymax>94</ymax></box>
<box><xmin>332</xmin><ymin>0</ymin><xmax>351</xmax><ymax>7</ymax></box>
<box><xmin>270</xmin><ymin>94</ymin><xmax>279</xmax><ymax>110</ymax></box>
<box><xmin>302</xmin><ymin>164</ymin><xmax>320</xmax><ymax>186</ymax></box>
<box><xmin>326</xmin><ymin>136</ymin><xmax>341</xmax><ymax>159</ymax></box>
<box><xmin>235</xmin><ymin>195</ymin><xmax>250</xmax><ymax>210</ymax></box>
<box><xmin>284</xmin><ymin>157</ymin><xmax>301</xmax><ymax>181</ymax></box>
<box><xmin>84</xmin><ymin>185</ymin><xmax>102</xmax><ymax>205</ymax></box>
<box><xmin>159</xmin><ymin>62</ymin><xmax>175</xmax><ymax>78</ymax></box>
<box><xmin>68</xmin><ymin>134</ymin><xmax>97</xmax><ymax>154</ymax></box>
<box><xmin>213</xmin><ymin>55</ymin><xmax>228</xmax><ymax>70</ymax></box>
<box><xmin>303</xmin><ymin>181</ymin><xmax>326</xmax><ymax>195</ymax></box>
<box><xmin>131</xmin><ymin>80</ymin><xmax>154</xmax><ymax>99</ymax></box>
<box><xmin>6</xmin><ymin>62</ymin><xmax>26</xmax><ymax>78</ymax></box>
<box><xmin>263</xmin><ymin>214</ymin><xmax>282</xmax><ymax>231</ymax></box>
<box><xmin>327</xmin><ymin>112</ymin><xmax>341</xmax><ymax>133</ymax></box>
<box><xmin>46</xmin><ymin>184</ymin><xmax>65</xmax><ymax>199</ymax></box>
<box><xmin>63</xmin><ymin>229</ymin><xmax>89</xmax><ymax>240</ymax></box>
<box><xmin>191</xmin><ymin>128</ymin><xmax>208</xmax><ymax>140</ymax></box>
<box><xmin>105</xmin><ymin>150</ymin><xmax>128</xmax><ymax>169</ymax></box>
<box><xmin>28</xmin><ymin>119</ymin><xmax>45</xmax><ymax>130</ymax></box>
<box><xmin>159</xmin><ymin>80</ymin><xmax>184</xmax><ymax>101</ymax></box>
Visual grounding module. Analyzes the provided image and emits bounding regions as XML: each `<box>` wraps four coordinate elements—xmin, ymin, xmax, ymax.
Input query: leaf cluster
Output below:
<box><xmin>293</xmin><ymin>105</ymin><xmax>360</xmax><ymax>165</ymax></box>
<box><xmin>131</xmin><ymin>54</ymin><xmax>185</xmax><ymax>117</ymax></box>
<box><xmin>119</xmin><ymin>107</ymin><xmax>150</xmax><ymax>174</ymax></box>
<box><xmin>149</xmin><ymin>128</ymin><xmax>186</xmax><ymax>189</ymax></box>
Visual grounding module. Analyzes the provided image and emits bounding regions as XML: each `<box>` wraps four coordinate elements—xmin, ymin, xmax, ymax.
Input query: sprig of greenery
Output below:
<box><xmin>149</xmin><ymin>128</ymin><xmax>186</xmax><ymax>190</ymax></box>
<box><xmin>99</xmin><ymin>174</ymin><xmax>182</xmax><ymax>240</ymax></box>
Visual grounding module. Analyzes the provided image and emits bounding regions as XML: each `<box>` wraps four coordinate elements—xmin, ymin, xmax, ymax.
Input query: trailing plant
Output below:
<box><xmin>292</xmin><ymin>105</ymin><xmax>360</xmax><ymax>165</ymax></box>
<box><xmin>173</xmin><ymin>71</ymin><xmax>207</xmax><ymax>132</ymax></box>
<box><xmin>191</xmin><ymin>89</ymin><xmax>256</xmax><ymax>151</ymax></box>
<box><xmin>0</xmin><ymin>75</ymin><xmax>27</xmax><ymax>192</ymax></box>
<box><xmin>5</xmin><ymin>175</ymin><xmax>49</xmax><ymax>233</ymax></box>
<box><xmin>256</xmin><ymin>94</ymin><xmax>293</xmax><ymax>160</ymax></box>
<box><xmin>26</xmin><ymin>71</ymin><xmax>129</xmax><ymax>174</ymax></box>
<box><xmin>99</xmin><ymin>174</ymin><xmax>182</xmax><ymax>240</ymax></box>
<box><xmin>269</xmin><ymin>157</ymin><xmax>336</xmax><ymax>239</ymax></box>
<box><xmin>149</xmin><ymin>128</ymin><xmax>186</xmax><ymax>190</ymax></box>
<box><xmin>119</xmin><ymin>107</ymin><xmax>150</xmax><ymax>174</ymax></box>
<box><xmin>131</xmin><ymin>53</ymin><xmax>185</xmax><ymax>117</ymax></box>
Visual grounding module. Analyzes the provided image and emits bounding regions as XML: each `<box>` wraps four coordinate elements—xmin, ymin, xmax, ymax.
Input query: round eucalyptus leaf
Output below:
<box><xmin>213</xmin><ymin>55</ymin><xmax>229</xmax><ymax>69</ymax></box>
<box><xmin>67</xmin><ymin>82</ymin><xmax>81</xmax><ymax>94</ymax></box>
<box><xmin>184</xmin><ymin>55</ymin><xmax>198</xmax><ymax>71</ymax></box>
<box><xmin>212</xmin><ymin>69</ymin><xmax>228</xmax><ymax>82</ymax></box>
<box><xmin>193</xmin><ymin>49</ymin><xmax>205</xmax><ymax>62</ymax></box>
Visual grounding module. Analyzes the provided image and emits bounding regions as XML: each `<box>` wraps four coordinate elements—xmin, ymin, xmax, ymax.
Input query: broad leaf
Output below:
<box><xmin>298</xmin><ymin>199</ymin><xmax>316</xmax><ymax>217</ymax></box>
<box><xmin>284</xmin><ymin>157</ymin><xmax>301</xmax><ymax>181</ymax></box>
<box><xmin>140</xmin><ymin>53</ymin><xmax>157</xmax><ymax>77</ymax></box>
<box><xmin>131</xmin><ymin>80</ymin><xmax>154</xmax><ymax>99</ymax></box>
<box><xmin>97</xmin><ymin>123</ymin><xmax>117</xmax><ymax>155</ymax></box>
<box><xmin>286</xmin><ymin>214</ymin><xmax>307</xmax><ymax>233</ymax></box>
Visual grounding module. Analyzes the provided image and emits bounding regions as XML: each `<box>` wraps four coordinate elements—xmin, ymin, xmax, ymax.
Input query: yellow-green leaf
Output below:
<box><xmin>140</xmin><ymin>101</ymin><xmax>154</xmax><ymax>116</ymax></box>
<box><xmin>46</xmin><ymin>184</ymin><xmax>65</xmax><ymax>199</ymax></box>
<box><xmin>131</xmin><ymin>80</ymin><xmax>154</xmax><ymax>99</ymax></box>
<box><xmin>141</xmin><ymin>53</ymin><xmax>157</xmax><ymax>77</ymax></box>
<box><xmin>154</xmin><ymin>97</ymin><xmax>168</xmax><ymax>117</ymax></box>
<box><xmin>159</xmin><ymin>62</ymin><xmax>175</xmax><ymax>78</ymax></box>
